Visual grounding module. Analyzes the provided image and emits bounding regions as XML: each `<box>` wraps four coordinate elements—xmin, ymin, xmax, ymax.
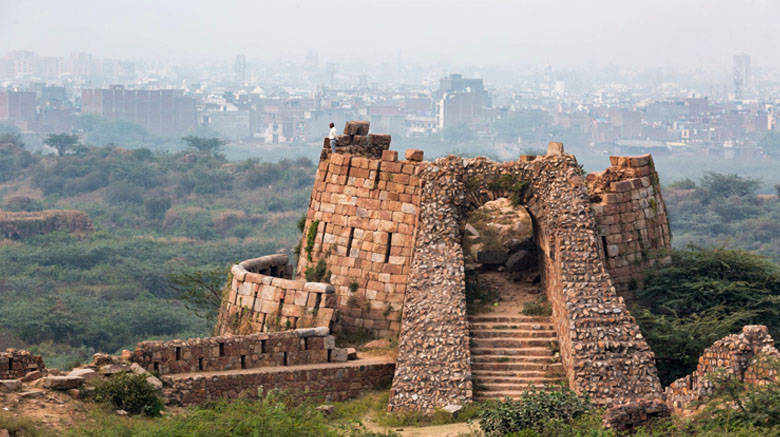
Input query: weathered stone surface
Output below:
<box><xmin>344</xmin><ymin>120</ymin><xmax>370</xmax><ymax>136</ymax></box>
<box><xmin>43</xmin><ymin>375</ymin><xmax>83</xmax><ymax>390</ymax></box>
<box><xmin>68</xmin><ymin>368</ymin><xmax>100</xmax><ymax>384</ymax></box>
<box><xmin>146</xmin><ymin>375</ymin><xmax>163</xmax><ymax>390</ymax></box>
<box><xmin>346</xmin><ymin>348</ymin><xmax>358</xmax><ymax>360</ymax></box>
<box><xmin>330</xmin><ymin>348</ymin><xmax>348</xmax><ymax>362</ymax></box>
<box><xmin>363</xmin><ymin>339</ymin><xmax>391</xmax><ymax>349</ymax></box>
<box><xmin>316</xmin><ymin>405</ymin><xmax>335</xmax><ymax>416</ymax></box>
<box><xmin>405</xmin><ymin>149</ymin><xmax>424</xmax><ymax>161</ymax></box>
<box><xmin>441</xmin><ymin>404</ymin><xmax>462</xmax><ymax>418</ymax></box>
<box><xmin>0</xmin><ymin>349</ymin><xmax>45</xmax><ymax>379</ymax></box>
<box><xmin>21</xmin><ymin>370</ymin><xmax>42</xmax><ymax>382</ymax></box>
<box><xmin>0</xmin><ymin>379</ymin><xmax>21</xmax><ymax>392</ymax></box>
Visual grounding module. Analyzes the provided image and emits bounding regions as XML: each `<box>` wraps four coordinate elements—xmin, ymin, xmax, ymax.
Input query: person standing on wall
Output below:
<box><xmin>328</xmin><ymin>122</ymin><xmax>338</xmax><ymax>153</ymax></box>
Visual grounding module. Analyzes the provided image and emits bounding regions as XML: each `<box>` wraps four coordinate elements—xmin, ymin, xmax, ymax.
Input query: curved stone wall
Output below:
<box><xmin>215</xmin><ymin>254</ymin><xmax>336</xmax><ymax>335</ymax></box>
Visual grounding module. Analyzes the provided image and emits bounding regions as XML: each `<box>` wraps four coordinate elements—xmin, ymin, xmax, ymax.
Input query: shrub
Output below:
<box><xmin>305</xmin><ymin>259</ymin><xmax>329</xmax><ymax>282</ymax></box>
<box><xmin>522</xmin><ymin>295</ymin><xmax>552</xmax><ymax>316</ymax></box>
<box><xmin>94</xmin><ymin>372</ymin><xmax>164</xmax><ymax>417</ymax></box>
<box><xmin>105</xmin><ymin>183</ymin><xmax>145</xmax><ymax>205</ymax></box>
<box><xmin>143</xmin><ymin>196</ymin><xmax>171</xmax><ymax>221</ymax></box>
<box><xmin>479</xmin><ymin>388</ymin><xmax>593</xmax><ymax>436</ymax></box>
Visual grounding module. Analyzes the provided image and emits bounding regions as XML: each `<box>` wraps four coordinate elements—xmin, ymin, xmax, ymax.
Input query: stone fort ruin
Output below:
<box><xmin>215</xmin><ymin>120</ymin><xmax>673</xmax><ymax>426</ymax></box>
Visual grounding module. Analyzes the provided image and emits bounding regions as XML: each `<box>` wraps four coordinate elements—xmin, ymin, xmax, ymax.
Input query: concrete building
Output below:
<box><xmin>81</xmin><ymin>85</ymin><xmax>196</xmax><ymax>134</ymax></box>
<box><xmin>0</xmin><ymin>91</ymin><xmax>36</xmax><ymax>122</ymax></box>
<box><xmin>733</xmin><ymin>53</ymin><xmax>751</xmax><ymax>100</ymax></box>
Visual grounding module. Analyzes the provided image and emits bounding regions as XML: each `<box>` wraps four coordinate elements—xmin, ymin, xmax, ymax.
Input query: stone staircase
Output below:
<box><xmin>468</xmin><ymin>314</ymin><xmax>565</xmax><ymax>401</ymax></box>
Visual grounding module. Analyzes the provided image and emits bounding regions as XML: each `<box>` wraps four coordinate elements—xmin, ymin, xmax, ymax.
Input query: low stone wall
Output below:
<box><xmin>162</xmin><ymin>358</ymin><xmax>395</xmax><ymax>406</ymax></box>
<box><xmin>0</xmin><ymin>349</ymin><xmax>45</xmax><ymax>379</ymax></box>
<box><xmin>215</xmin><ymin>254</ymin><xmax>336</xmax><ymax>335</ymax></box>
<box><xmin>133</xmin><ymin>328</ymin><xmax>339</xmax><ymax>375</ymax></box>
<box><xmin>587</xmin><ymin>154</ymin><xmax>671</xmax><ymax>298</ymax></box>
<box><xmin>0</xmin><ymin>209</ymin><xmax>93</xmax><ymax>239</ymax></box>
<box><xmin>665</xmin><ymin>325</ymin><xmax>780</xmax><ymax>412</ymax></box>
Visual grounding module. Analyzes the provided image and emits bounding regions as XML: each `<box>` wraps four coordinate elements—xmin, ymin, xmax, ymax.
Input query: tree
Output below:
<box><xmin>43</xmin><ymin>133</ymin><xmax>80</xmax><ymax>157</ymax></box>
<box><xmin>181</xmin><ymin>135</ymin><xmax>227</xmax><ymax>156</ymax></box>
<box><xmin>0</xmin><ymin>132</ymin><xmax>25</xmax><ymax>148</ymax></box>
<box><xmin>168</xmin><ymin>267</ymin><xmax>228</xmax><ymax>321</ymax></box>
<box><xmin>759</xmin><ymin>131</ymin><xmax>780</xmax><ymax>158</ymax></box>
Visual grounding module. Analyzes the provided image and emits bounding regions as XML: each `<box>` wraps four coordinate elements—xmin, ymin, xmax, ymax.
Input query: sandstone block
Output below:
<box><xmin>43</xmin><ymin>375</ymin><xmax>84</xmax><ymax>390</ymax></box>
<box><xmin>22</xmin><ymin>371</ymin><xmax>42</xmax><ymax>382</ymax></box>
<box><xmin>353</xmin><ymin>135</ymin><xmax>369</xmax><ymax>146</ymax></box>
<box><xmin>405</xmin><ymin>149</ymin><xmax>424</xmax><ymax>161</ymax></box>
<box><xmin>344</xmin><ymin>121</ymin><xmax>370</xmax><ymax>136</ymax></box>
<box><xmin>68</xmin><ymin>368</ymin><xmax>100</xmax><ymax>384</ymax></box>
<box><xmin>381</xmin><ymin>150</ymin><xmax>398</xmax><ymax>161</ymax></box>
<box><xmin>346</xmin><ymin>348</ymin><xmax>358</xmax><ymax>360</ymax></box>
<box><xmin>547</xmin><ymin>141</ymin><xmax>564</xmax><ymax>155</ymax></box>
<box><xmin>146</xmin><ymin>375</ymin><xmax>163</xmax><ymax>390</ymax></box>
<box><xmin>330</xmin><ymin>348</ymin><xmax>348</xmax><ymax>362</ymax></box>
<box><xmin>369</xmin><ymin>133</ymin><xmax>391</xmax><ymax>145</ymax></box>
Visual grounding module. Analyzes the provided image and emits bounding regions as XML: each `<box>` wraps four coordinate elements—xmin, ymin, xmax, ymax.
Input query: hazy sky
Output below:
<box><xmin>2</xmin><ymin>0</ymin><xmax>779</xmax><ymax>70</ymax></box>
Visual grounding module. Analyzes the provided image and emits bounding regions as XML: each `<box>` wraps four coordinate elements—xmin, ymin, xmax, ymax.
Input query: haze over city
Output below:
<box><xmin>2</xmin><ymin>0</ymin><xmax>780</xmax><ymax>70</ymax></box>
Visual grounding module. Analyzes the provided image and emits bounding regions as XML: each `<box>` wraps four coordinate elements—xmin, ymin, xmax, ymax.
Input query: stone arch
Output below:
<box><xmin>388</xmin><ymin>146</ymin><xmax>666</xmax><ymax>421</ymax></box>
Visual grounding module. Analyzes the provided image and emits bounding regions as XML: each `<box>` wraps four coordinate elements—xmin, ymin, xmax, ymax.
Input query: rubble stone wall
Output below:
<box><xmin>298</xmin><ymin>122</ymin><xmax>424</xmax><ymax>336</ymax></box>
<box><xmin>586</xmin><ymin>154</ymin><xmax>671</xmax><ymax>298</ymax></box>
<box><xmin>389</xmin><ymin>145</ymin><xmax>666</xmax><ymax>419</ymax></box>
<box><xmin>0</xmin><ymin>349</ymin><xmax>45</xmax><ymax>379</ymax></box>
<box><xmin>163</xmin><ymin>359</ymin><xmax>395</xmax><ymax>406</ymax></box>
<box><xmin>215</xmin><ymin>254</ymin><xmax>336</xmax><ymax>335</ymax></box>
<box><xmin>665</xmin><ymin>325</ymin><xmax>780</xmax><ymax>413</ymax></box>
<box><xmin>133</xmin><ymin>328</ymin><xmax>337</xmax><ymax>375</ymax></box>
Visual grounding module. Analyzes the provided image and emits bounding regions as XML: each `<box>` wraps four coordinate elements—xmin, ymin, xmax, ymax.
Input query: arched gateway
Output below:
<box><xmin>219</xmin><ymin>121</ymin><xmax>672</xmax><ymax>428</ymax></box>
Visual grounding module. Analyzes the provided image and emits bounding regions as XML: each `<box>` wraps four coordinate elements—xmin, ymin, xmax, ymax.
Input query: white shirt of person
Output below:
<box><xmin>329</xmin><ymin>127</ymin><xmax>338</xmax><ymax>140</ymax></box>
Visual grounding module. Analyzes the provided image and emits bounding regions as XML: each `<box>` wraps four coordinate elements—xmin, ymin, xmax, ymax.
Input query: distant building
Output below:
<box><xmin>81</xmin><ymin>85</ymin><xmax>196</xmax><ymax>134</ymax></box>
<box><xmin>733</xmin><ymin>53</ymin><xmax>751</xmax><ymax>100</ymax></box>
<box><xmin>0</xmin><ymin>91</ymin><xmax>36</xmax><ymax>122</ymax></box>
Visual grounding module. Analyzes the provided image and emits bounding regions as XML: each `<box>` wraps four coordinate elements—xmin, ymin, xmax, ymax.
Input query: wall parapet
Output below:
<box><xmin>216</xmin><ymin>254</ymin><xmax>336</xmax><ymax>335</ymax></box>
<box><xmin>132</xmin><ymin>327</ymin><xmax>342</xmax><ymax>375</ymax></box>
<box><xmin>0</xmin><ymin>348</ymin><xmax>45</xmax><ymax>379</ymax></box>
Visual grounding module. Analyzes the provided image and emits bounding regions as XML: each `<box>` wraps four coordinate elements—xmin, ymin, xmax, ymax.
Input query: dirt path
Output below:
<box><xmin>364</xmin><ymin>419</ymin><xmax>480</xmax><ymax>437</ymax></box>
<box><xmin>475</xmin><ymin>269</ymin><xmax>542</xmax><ymax>316</ymax></box>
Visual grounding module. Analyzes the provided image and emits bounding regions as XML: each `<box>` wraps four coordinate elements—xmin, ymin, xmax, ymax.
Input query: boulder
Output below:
<box><xmin>316</xmin><ymin>405</ymin><xmax>335</xmax><ymax>416</ymax></box>
<box><xmin>504</xmin><ymin>237</ymin><xmax>534</xmax><ymax>253</ymax></box>
<box><xmin>68</xmin><ymin>368</ymin><xmax>100</xmax><ymax>384</ymax></box>
<box><xmin>21</xmin><ymin>370</ymin><xmax>42</xmax><ymax>382</ymax></box>
<box><xmin>129</xmin><ymin>363</ymin><xmax>149</xmax><ymax>375</ymax></box>
<box><xmin>66</xmin><ymin>388</ymin><xmax>81</xmax><ymax>399</ymax></box>
<box><xmin>441</xmin><ymin>404</ymin><xmax>462</xmax><ymax>418</ymax></box>
<box><xmin>0</xmin><ymin>379</ymin><xmax>22</xmax><ymax>392</ymax></box>
<box><xmin>91</xmin><ymin>353</ymin><xmax>113</xmax><ymax>367</ymax></box>
<box><xmin>477</xmin><ymin>250</ymin><xmax>509</xmax><ymax>265</ymax></box>
<box><xmin>42</xmin><ymin>375</ymin><xmax>83</xmax><ymax>390</ymax></box>
<box><xmin>346</xmin><ymin>348</ymin><xmax>358</xmax><ymax>360</ymax></box>
<box><xmin>363</xmin><ymin>339</ymin><xmax>391</xmax><ymax>349</ymax></box>
<box><xmin>505</xmin><ymin>250</ymin><xmax>537</xmax><ymax>272</ymax></box>
<box><xmin>19</xmin><ymin>390</ymin><xmax>44</xmax><ymax>399</ymax></box>
<box><xmin>146</xmin><ymin>375</ymin><xmax>163</xmax><ymax>390</ymax></box>
<box><xmin>99</xmin><ymin>364</ymin><xmax>127</xmax><ymax>376</ymax></box>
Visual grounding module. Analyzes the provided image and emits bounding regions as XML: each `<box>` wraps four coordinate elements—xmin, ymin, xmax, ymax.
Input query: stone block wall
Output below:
<box><xmin>320</xmin><ymin>120</ymin><xmax>392</xmax><ymax>160</ymax></box>
<box><xmin>389</xmin><ymin>145</ymin><xmax>667</xmax><ymax>422</ymax></box>
<box><xmin>587</xmin><ymin>154</ymin><xmax>671</xmax><ymax>298</ymax></box>
<box><xmin>162</xmin><ymin>359</ymin><xmax>395</xmax><ymax>406</ymax></box>
<box><xmin>215</xmin><ymin>254</ymin><xmax>336</xmax><ymax>335</ymax></box>
<box><xmin>299</xmin><ymin>123</ymin><xmax>424</xmax><ymax>336</ymax></box>
<box><xmin>132</xmin><ymin>328</ymin><xmax>338</xmax><ymax>375</ymax></box>
<box><xmin>665</xmin><ymin>325</ymin><xmax>780</xmax><ymax>412</ymax></box>
<box><xmin>0</xmin><ymin>349</ymin><xmax>44</xmax><ymax>378</ymax></box>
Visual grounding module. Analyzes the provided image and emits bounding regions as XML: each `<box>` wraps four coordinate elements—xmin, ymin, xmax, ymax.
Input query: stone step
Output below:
<box><xmin>472</xmin><ymin>338</ymin><xmax>558</xmax><ymax>349</ymax></box>
<box><xmin>469</xmin><ymin>329</ymin><xmax>557</xmax><ymax>339</ymax></box>
<box><xmin>474</xmin><ymin>375</ymin><xmax>560</xmax><ymax>384</ymax></box>
<box><xmin>468</xmin><ymin>315</ymin><xmax>552</xmax><ymax>324</ymax></box>
<box><xmin>470</xmin><ymin>347</ymin><xmax>555</xmax><ymax>357</ymax></box>
<box><xmin>472</xmin><ymin>362</ymin><xmax>563</xmax><ymax>372</ymax></box>
<box><xmin>475</xmin><ymin>389</ymin><xmax>562</xmax><ymax>401</ymax></box>
<box><xmin>468</xmin><ymin>322</ymin><xmax>555</xmax><ymax>331</ymax></box>
<box><xmin>477</xmin><ymin>383</ymin><xmax>562</xmax><ymax>393</ymax></box>
<box><xmin>471</xmin><ymin>370</ymin><xmax>555</xmax><ymax>378</ymax></box>
<box><xmin>471</xmin><ymin>355</ymin><xmax>558</xmax><ymax>364</ymax></box>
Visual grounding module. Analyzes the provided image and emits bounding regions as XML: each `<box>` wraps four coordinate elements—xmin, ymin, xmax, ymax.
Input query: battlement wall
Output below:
<box><xmin>587</xmin><ymin>154</ymin><xmax>671</xmax><ymax>298</ymax></box>
<box><xmin>215</xmin><ymin>254</ymin><xmax>336</xmax><ymax>335</ymax></box>
<box><xmin>133</xmin><ymin>328</ymin><xmax>343</xmax><ymax>376</ymax></box>
<box><xmin>299</xmin><ymin>122</ymin><xmax>425</xmax><ymax>335</ymax></box>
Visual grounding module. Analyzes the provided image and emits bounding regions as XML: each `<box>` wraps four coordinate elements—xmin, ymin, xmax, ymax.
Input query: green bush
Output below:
<box><xmin>479</xmin><ymin>388</ymin><xmax>592</xmax><ymax>436</ymax></box>
<box><xmin>94</xmin><ymin>372</ymin><xmax>164</xmax><ymax>417</ymax></box>
<box><xmin>522</xmin><ymin>295</ymin><xmax>552</xmax><ymax>316</ymax></box>
<box><xmin>105</xmin><ymin>183</ymin><xmax>145</xmax><ymax>205</ymax></box>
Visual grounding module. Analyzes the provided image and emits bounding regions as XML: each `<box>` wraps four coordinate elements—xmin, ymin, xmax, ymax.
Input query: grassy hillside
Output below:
<box><xmin>0</xmin><ymin>143</ymin><xmax>313</xmax><ymax>369</ymax></box>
